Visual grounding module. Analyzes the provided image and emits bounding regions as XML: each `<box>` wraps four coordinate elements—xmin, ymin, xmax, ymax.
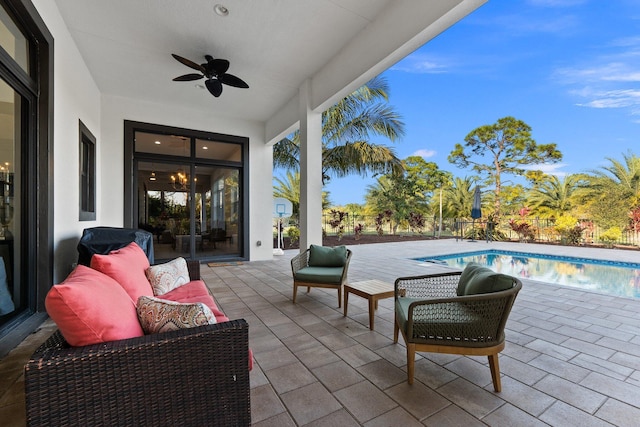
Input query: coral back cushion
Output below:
<box><xmin>90</xmin><ymin>242</ymin><xmax>153</xmax><ymax>302</ymax></box>
<box><xmin>45</xmin><ymin>265</ymin><xmax>144</xmax><ymax>346</ymax></box>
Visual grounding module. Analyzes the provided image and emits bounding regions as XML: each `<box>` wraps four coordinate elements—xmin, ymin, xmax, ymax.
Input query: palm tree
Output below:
<box><xmin>590</xmin><ymin>151</ymin><xmax>640</xmax><ymax>205</ymax></box>
<box><xmin>442</xmin><ymin>177</ymin><xmax>475</xmax><ymax>218</ymax></box>
<box><xmin>581</xmin><ymin>151</ymin><xmax>640</xmax><ymax>229</ymax></box>
<box><xmin>527</xmin><ymin>175</ymin><xmax>584</xmax><ymax>219</ymax></box>
<box><xmin>273</xmin><ymin>171</ymin><xmax>331</xmax><ymax>221</ymax></box>
<box><xmin>273</xmin><ymin>76</ymin><xmax>405</xmax><ymax>183</ymax></box>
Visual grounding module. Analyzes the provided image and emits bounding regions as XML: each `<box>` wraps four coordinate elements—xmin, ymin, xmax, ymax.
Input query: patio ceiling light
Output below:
<box><xmin>213</xmin><ymin>4</ymin><xmax>229</xmax><ymax>17</ymax></box>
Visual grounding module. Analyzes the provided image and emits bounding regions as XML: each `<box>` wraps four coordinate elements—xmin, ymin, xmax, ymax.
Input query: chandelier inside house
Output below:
<box><xmin>170</xmin><ymin>171</ymin><xmax>196</xmax><ymax>191</ymax></box>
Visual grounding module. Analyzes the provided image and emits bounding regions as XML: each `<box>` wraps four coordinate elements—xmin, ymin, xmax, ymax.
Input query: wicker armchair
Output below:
<box><xmin>394</xmin><ymin>270</ymin><xmax>521</xmax><ymax>392</ymax></box>
<box><xmin>24</xmin><ymin>261</ymin><xmax>251</xmax><ymax>427</ymax></box>
<box><xmin>291</xmin><ymin>246</ymin><xmax>352</xmax><ymax>307</ymax></box>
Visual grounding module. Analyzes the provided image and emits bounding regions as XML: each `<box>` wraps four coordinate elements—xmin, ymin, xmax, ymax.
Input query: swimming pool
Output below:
<box><xmin>414</xmin><ymin>250</ymin><xmax>640</xmax><ymax>299</ymax></box>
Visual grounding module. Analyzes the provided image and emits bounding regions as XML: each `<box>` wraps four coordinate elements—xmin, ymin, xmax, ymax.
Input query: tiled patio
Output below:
<box><xmin>2</xmin><ymin>240</ymin><xmax>640</xmax><ymax>426</ymax></box>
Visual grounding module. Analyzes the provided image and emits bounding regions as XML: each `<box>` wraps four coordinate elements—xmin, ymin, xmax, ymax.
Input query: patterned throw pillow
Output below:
<box><xmin>145</xmin><ymin>257</ymin><xmax>190</xmax><ymax>296</ymax></box>
<box><xmin>136</xmin><ymin>296</ymin><xmax>217</xmax><ymax>334</ymax></box>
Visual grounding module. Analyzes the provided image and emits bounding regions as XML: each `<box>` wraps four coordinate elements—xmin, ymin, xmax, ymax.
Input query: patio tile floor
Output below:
<box><xmin>2</xmin><ymin>239</ymin><xmax>640</xmax><ymax>426</ymax></box>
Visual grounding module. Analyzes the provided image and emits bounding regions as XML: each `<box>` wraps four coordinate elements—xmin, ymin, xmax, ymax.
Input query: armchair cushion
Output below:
<box><xmin>90</xmin><ymin>242</ymin><xmax>153</xmax><ymax>302</ymax></box>
<box><xmin>456</xmin><ymin>262</ymin><xmax>485</xmax><ymax>295</ymax></box>
<box><xmin>45</xmin><ymin>265</ymin><xmax>144</xmax><ymax>346</ymax></box>
<box><xmin>457</xmin><ymin>263</ymin><xmax>514</xmax><ymax>296</ymax></box>
<box><xmin>294</xmin><ymin>266</ymin><xmax>345</xmax><ymax>284</ymax></box>
<box><xmin>136</xmin><ymin>295</ymin><xmax>217</xmax><ymax>334</ymax></box>
<box><xmin>308</xmin><ymin>245</ymin><xmax>347</xmax><ymax>267</ymax></box>
<box><xmin>145</xmin><ymin>256</ymin><xmax>190</xmax><ymax>295</ymax></box>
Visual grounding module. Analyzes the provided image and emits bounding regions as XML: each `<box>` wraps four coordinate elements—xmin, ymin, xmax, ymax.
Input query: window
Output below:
<box><xmin>79</xmin><ymin>121</ymin><xmax>95</xmax><ymax>221</ymax></box>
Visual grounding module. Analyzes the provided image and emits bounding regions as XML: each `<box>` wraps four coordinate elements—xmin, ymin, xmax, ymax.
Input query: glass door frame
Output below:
<box><xmin>124</xmin><ymin>120</ymin><xmax>249</xmax><ymax>262</ymax></box>
<box><xmin>0</xmin><ymin>0</ymin><xmax>54</xmax><ymax>355</ymax></box>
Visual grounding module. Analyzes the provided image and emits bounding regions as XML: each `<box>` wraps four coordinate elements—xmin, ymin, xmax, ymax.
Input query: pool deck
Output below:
<box><xmin>2</xmin><ymin>239</ymin><xmax>640</xmax><ymax>426</ymax></box>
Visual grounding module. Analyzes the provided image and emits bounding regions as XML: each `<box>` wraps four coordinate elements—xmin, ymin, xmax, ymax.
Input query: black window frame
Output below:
<box><xmin>123</xmin><ymin>120</ymin><xmax>250</xmax><ymax>261</ymax></box>
<box><xmin>78</xmin><ymin>120</ymin><xmax>96</xmax><ymax>221</ymax></box>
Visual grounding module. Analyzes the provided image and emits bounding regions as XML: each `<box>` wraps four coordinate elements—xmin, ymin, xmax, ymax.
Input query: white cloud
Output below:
<box><xmin>526</xmin><ymin>0</ymin><xmax>586</xmax><ymax>7</ymax></box>
<box><xmin>521</xmin><ymin>163</ymin><xmax>568</xmax><ymax>177</ymax></box>
<box><xmin>412</xmin><ymin>149</ymin><xmax>436</xmax><ymax>158</ymax></box>
<box><xmin>576</xmin><ymin>89</ymin><xmax>640</xmax><ymax>109</ymax></box>
<box><xmin>391</xmin><ymin>53</ymin><xmax>451</xmax><ymax>74</ymax></box>
<box><xmin>555</xmin><ymin>43</ymin><xmax>640</xmax><ymax>121</ymax></box>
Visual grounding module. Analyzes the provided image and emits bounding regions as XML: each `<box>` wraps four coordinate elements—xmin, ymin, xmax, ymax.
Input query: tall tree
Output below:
<box><xmin>273</xmin><ymin>76</ymin><xmax>405</xmax><ymax>183</ymax></box>
<box><xmin>448</xmin><ymin>116</ymin><xmax>562</xmax><ymax>218</ymax></box>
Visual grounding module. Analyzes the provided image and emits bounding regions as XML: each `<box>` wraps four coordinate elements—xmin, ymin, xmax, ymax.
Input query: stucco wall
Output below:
<box><xmin>34</xmin><ymin>1</ymin><xmax>274</xmax><ymax>284</ymax></box>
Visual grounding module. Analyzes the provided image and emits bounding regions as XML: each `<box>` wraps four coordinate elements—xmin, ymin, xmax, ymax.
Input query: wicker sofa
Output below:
<box><xmin>25</xmin><ymin>255</ymin><xmax>251</xmax><ymax>426</ymax></box>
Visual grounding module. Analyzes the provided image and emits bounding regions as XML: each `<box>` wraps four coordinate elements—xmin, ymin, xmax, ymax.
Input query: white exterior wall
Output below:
<box><xmin>33</xmin><ymin>1</ymin><xmax>274</xmax><ymax>283</ymax></box>
<box><xmin>32</xmin><ymin>0</ymin><xmax>102</xmax><ymax>282</ymax></box>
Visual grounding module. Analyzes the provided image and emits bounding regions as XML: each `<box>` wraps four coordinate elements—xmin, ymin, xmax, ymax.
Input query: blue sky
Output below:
<box><xmin>322</xmin><ymin>0</ymin><xmax>640</xmax><ymax>206</ymax></box>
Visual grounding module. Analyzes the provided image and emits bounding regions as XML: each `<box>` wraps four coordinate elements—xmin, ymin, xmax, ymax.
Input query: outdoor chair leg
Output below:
<box><xmin>293</xmin><ymin>283</ymin><xmax>298</xmax><ymax>304</ymax></box>
<box><xmin>393</xmin><ymin>319</ymin><xmax>399</xmax><ymax>343</ymax></box>
<box><xmin>488</xmin><ymin>353</ymin><xmax>501</xmax><ymax>392</ymax></box>
<box><xmin>406</xmin><ymin>343</ymin><xmax>416</xmax><ymax>385</ymax></box>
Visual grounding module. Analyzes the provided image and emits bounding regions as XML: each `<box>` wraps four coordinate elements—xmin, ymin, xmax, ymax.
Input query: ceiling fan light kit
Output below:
<box><xmin>171</xmin><ymin>53</ymin><xmax>249</xmax><ymax>98</ymax></box>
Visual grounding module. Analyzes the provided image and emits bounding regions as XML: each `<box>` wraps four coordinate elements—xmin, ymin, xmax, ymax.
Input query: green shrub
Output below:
<box><xmin>599</xmin><ymin>226</ymin><xmax>622</xmax><ymax>248</ymax></box>
<box><xmin>286</xmin><ymin>226</ymin><xmax>300</xmax><ymax>246</ymax></box>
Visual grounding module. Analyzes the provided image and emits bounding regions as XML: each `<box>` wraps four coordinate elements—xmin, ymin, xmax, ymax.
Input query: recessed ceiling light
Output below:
<box><xmin>214</xmin><ymin>4</ymin><xmax>229</xmax><ymax>16</ymax></box>
<box><xmin>154</xmin><ymin>140</ymin><xmax>161</xmax><ymax>145</ymax></box>
<box><xmin>203</xmin><ymin>146</ymin><xmax>209</xmax><ymax>150</ymax></box>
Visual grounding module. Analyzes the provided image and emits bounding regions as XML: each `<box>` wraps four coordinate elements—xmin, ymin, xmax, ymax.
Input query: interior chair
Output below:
<box><xmin>394</xmin><ymin>263</ymin><xmax>521</xmax><ymax>392</ymax></box>
<box><xmin>291</xmin><ymin>245</ymin><xmax>352</xmax><ymax>307</ymax></box>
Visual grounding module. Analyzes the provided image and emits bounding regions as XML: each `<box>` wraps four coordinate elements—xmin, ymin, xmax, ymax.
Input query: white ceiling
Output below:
<box><xmin>52</xmin><ymin>0</ymin><xmax>485</xmax><ymax>137</ymax></box>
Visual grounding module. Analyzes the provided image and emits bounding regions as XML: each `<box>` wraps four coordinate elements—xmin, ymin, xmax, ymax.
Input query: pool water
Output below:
<box><xmin>414</xmin><ymin>250</ymin><xmax>640</xmax><ymax>299</ymax></box>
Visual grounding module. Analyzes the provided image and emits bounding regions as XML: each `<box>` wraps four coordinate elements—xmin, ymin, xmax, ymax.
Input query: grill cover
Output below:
<box><xmin>77</xmin><ymin>227</ymin><xmax>154</xmax><ymax>266</ymax></box>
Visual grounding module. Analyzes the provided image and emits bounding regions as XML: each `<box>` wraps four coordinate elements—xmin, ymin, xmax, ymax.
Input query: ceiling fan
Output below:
<box><xmin>171</xmin><ymin>54</ymin><xmax>249</xmax><ymax>97</ymax></box>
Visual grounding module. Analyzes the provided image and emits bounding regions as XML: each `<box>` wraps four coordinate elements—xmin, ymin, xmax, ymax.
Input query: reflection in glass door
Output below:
<box><xmin>0</xmin><ymin>78</ymin><xmax>21</xmax><ymax>321</ymax></box>
<box><xmin>195</xmin><ymin>165</ymin><xmax>240</xmax><ymax>258</ymax></box>
<box><xmin>137</xmin><ymin>162</ymin><xmax>241</xmax><ymax>260</ymax></box>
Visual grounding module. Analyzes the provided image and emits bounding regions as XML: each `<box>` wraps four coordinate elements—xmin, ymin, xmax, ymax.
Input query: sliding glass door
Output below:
<box><xmin>126</xmin><ymin>122</ymin><xmax>248</xmax><ymax>262</ymax></box>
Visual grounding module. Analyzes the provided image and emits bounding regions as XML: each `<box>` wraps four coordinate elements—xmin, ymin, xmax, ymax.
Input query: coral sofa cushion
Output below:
<box><xmin>308</xmin><ymin>245</ymin><xmax>347</xmax><ymax>267</ymax></box>
<box><xmin>145</xmin><ymin>257</ymin><xmax>190</xmax><ymax>296</ymax></box>
<box><xmin>90</xmin><ymin>242</ymin><xmax>153</xmax><ymax>302</ymax></box>
<box><xmin>45</xmin><ymin>265</ymin><xmax>144</xmax><ymax>346</ymax></box>
<box><xmin>160</xmin><ymin>280</ymin><xmax>229</xmax><ymax>322</ymax></box>
<box><xmin>136</xmin><ymin>296</ymin><xmax>217</xmax><ymax>334</ymax></box>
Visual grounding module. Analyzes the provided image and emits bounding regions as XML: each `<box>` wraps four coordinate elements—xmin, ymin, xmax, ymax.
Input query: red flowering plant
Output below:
<box><xmin>508</xmin><ymin>207</ymin><xmax>535</xmax><ymax>242</ymax></box>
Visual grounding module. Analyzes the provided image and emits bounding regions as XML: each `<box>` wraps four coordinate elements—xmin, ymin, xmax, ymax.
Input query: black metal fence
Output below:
<box><xmin>285</xmin><ymin>214</ymin><xmax>640</xmax><ymax>247</ymax></box>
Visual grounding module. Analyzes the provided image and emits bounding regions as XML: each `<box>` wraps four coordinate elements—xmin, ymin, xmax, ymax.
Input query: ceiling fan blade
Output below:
<box><xmin>172</xmin><ymin>73</ymin><xmax>204</xmax><ymax>81</ymax></box>
<box><xmin>171</xmin><ymin>54</ymin><xmax>206</xmax><ymax>73</ymax></box>
<box><xmin>219</xmin><ymin>73</ymin><xmax>249</xmax><ymax>88</ymax></box>
<box><xmin>205</xmin><ymin>79</ymin><xmax>223</xmax><ymax>97</ymax></box>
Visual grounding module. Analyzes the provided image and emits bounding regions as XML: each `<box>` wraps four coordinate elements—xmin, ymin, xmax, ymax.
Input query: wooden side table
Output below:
<box><xmin>343</xmin><ymin>279</ymin><xmax>394</xmax><ymax>330</ymax></box>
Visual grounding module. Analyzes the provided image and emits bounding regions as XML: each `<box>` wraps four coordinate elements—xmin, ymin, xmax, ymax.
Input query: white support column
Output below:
<box><xmin>298</xmin><ymin>79</ymin><xmax>323</xmax><ymax>251</ymax></box>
